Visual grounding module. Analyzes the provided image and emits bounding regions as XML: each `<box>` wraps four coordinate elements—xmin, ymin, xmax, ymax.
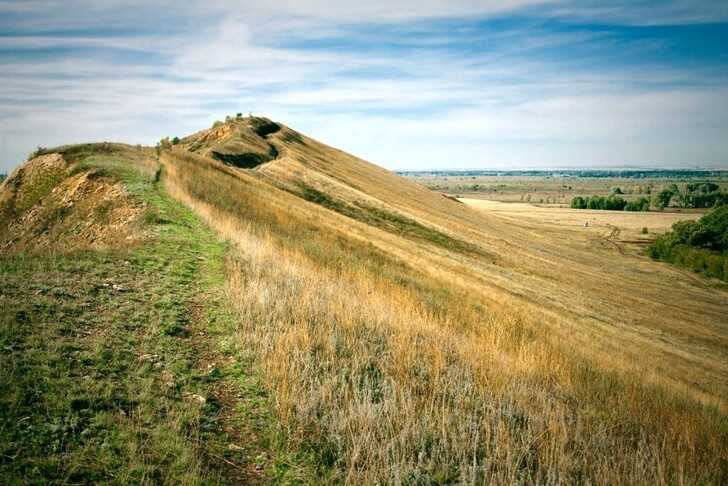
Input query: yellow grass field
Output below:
<box><xmin>461</xmin><ymin>198</ymin><xmax>703</xmax><ymax>242</ymax></box>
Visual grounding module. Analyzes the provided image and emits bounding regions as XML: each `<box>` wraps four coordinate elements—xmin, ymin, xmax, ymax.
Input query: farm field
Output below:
<box><xmin>461</xmin><ymin>198</ymin><xmax>703</xmax><ymax>243</ymax></box>
<box><xmin>404</xmin><ymin>173</ymin><xmax>728</xmax><ymax>206</ymax></box>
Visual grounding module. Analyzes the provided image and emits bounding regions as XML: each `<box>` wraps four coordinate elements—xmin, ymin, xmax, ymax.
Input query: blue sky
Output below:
<box><xmin>1</xmin><ymin>0</ymin><xmax>727</xmax><ymax>173</ymax></box>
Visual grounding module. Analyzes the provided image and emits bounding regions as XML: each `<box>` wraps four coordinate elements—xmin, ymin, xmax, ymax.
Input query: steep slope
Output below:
<box><xmin>159</xmin><ymin>117</ymin><xmax>727</xmax><ymax>483</ymax></box>
<box><xmin>173</xmin><ymin>117</ymin><xmax>728</xmax><ymax>405</ymax></box>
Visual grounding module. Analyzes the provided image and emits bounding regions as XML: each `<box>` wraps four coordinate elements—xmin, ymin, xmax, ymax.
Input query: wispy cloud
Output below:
<box><xmin>1</xmin><ymin>0</ymin><xmax>727</xmax><ymax>171</ymax></box>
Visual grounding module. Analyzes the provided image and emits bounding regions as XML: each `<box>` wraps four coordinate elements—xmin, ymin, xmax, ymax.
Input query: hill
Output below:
<box><xmin>1</xmin><ymin>117</ymin><xmax>727</xmax><ymax>484</ymax></box>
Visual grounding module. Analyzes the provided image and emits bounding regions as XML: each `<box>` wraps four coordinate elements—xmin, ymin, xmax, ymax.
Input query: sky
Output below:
<box><xmin>1</xmin><ymin>1</ymin><xmax>727</xmax><ymax>173</ymax></box>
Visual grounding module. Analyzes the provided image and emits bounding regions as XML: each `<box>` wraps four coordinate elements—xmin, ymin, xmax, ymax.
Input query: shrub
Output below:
<box><xmin>571</xmin><ymin>196</ymin><xmax>587</xmax><ymax>209</ymax></box>
<box><xmin>653</xmin><ymin>190</ymin><xmax>670</xmax><ymax>209</ymax></box>
<box><xmin>171</xmin><ymin>136</ymin><xmax>180</xmax><ymax>145</ymax></box>
<box><xmin>27</xmin><ymin>146</ymin><xmax>48</xmax><ymax>160</ymax></box>
<box><xmin>573</xmin><ymin>195</ymin><xmax>628</xmax><ymax>211</ymax></box>
<box><xmin>649</xmin><ymin>205</ymin><xmax>728</xmax><ymax>281</ymax></box>
<box><xmin>625</xmin><ymin>197</ymin><xmax>650</xmax><ymax>212</ymax></box>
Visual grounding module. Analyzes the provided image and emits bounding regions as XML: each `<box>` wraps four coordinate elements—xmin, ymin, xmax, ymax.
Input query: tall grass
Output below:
<box><xmin>162</xmin><ymin>151</ymin><xmax>728</xmax><ymax>484</ymax></box>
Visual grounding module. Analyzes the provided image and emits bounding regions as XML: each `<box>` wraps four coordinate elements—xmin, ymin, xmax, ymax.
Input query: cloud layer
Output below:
<box><xmin>1</xmin><ymin>0</ymin><xmax>727</xmax><ymax>172</ymax></box>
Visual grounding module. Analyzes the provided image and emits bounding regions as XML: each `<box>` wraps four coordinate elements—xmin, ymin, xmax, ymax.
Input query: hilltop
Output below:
<box><xmin>1</xmin><ymin>117</ymin><xmax>727</xmax><ymax>484</ymax></box>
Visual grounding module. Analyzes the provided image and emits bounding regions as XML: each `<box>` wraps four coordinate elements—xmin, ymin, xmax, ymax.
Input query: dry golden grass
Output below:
<box><xmin>461</xmin><ymin>199</ymin><xmax>701</xmax><ymax>238</ymax></box>
<box><xmin>157</xmin><ymin>118</ymin><xmax>727</xmax><ymax>483</ymax></box>
<box><xmin>409</xmin><ymin>173</ymin><xmax>728</xmax><ymax>205</ymax></box>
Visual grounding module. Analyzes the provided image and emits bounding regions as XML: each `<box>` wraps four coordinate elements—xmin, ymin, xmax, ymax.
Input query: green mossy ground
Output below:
<box><xmin>0</xmin><ymin>153</ymin><xmax>283</xmax><ymax>484</ymax></box>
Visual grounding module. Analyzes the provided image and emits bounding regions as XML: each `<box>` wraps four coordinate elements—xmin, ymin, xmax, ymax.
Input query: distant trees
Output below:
<box><xmin>653</xmin><ymin>182</ymin><xmax>727</xmax><ymax>209</ymax></box>
<box><xmin>573</xmin><ymin>182</ymin><xmax>727</xmax><ymax>212</ymax></box>
<box><xmin>654</xmin><ymin>189</ymin><xmax>674</xmax><ymax>209</ymax></box>
<box><xmin>571</xmin><ymin>195</ymin><xmax>628</xmax><ymax>210</ymax></box>
<box><xmin>649</xmin><ymin>205</ymin><xmax>728</xmax><ymax>281</ymax></box>
<box><xmin>624</xmin><ymin>197</ymin><xmax>650</xmax><ymax>212</ymax></box>
<box><xmin>678</xmin><ymin>182</ymin><xmax>728</xmax><ymax>208</ymax></box>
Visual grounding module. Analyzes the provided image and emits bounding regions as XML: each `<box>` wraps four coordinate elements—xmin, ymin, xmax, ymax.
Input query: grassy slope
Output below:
<box><xmin>0</xmin><ymin>150</ymin><xmax>305</xmax><ymax>484</ymax></box>
<box><xmin>195</xmin><ymin>119</ymin><xmax>728</xmax><ymax>405</ymax></box>
<box><xmin>162</xmin><ymin>135</ymin><xmax>728</xmax><ymax>484</ymax></box>
<box><xmin>4</xmin><ymin>119</ymin><xmax>728</xmax><ymax>484</ymax></box>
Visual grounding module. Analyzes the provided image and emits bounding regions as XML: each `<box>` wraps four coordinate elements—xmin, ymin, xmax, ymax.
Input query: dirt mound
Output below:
<box><xmin>0</xmin><ymin>153</ymin><xmax>145</xmax><ymax>252</ymax></box>
<box><xmin>181</xmin><ymin>117</ymin><xmax>283</xmax><ymax>169</ymax></box>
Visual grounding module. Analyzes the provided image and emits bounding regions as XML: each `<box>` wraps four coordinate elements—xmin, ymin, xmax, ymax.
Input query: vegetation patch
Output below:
<box><xmin>570</xmin><ymin>194</ymin><xmax>652</xmax><ymax>211</ymax></box>
<box><xmin>249</xmin><ymin>118</ymin><xmax>281</xmax><ymax>137</ymax></box>
<box><xmin>211</xmin><ymin>151</ymin><xmax>272</xmax><ymax>169</ymax></box>
<box><xmin>0</xmin><ymin>154</ymin><xmax>284</xmax><ymax>484</ymax></box>
<box><xmin>655</xmin><ymin>182</ymin><xmax>728</xmax><ymax>209</ymax></box>
<box><xmin>297</xmin><ymin>183</ymin><xmax>487</xmax><ymax>257</ymax></box>
<box><xmin>649</xmin><ymin>204</ymin><xmax>728</xmax><ymax>281</ymax></box>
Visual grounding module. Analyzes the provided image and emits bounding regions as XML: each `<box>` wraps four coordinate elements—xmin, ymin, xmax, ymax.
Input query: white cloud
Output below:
<box><xmin>1</xmin><ymin>0</ymin><xmax>727</xmax><ymax>172</ymax></box>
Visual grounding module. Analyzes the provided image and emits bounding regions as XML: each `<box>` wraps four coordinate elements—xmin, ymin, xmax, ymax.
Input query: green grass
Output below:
<box><xmin>0</xmin><ymin>151</ymin><xmax>295</xmax><ymax>484</ymax></box>
<box><xmin>297</xmin><ymin>183</ymin><xmax>486</xmax><ymax>257</ymax></box>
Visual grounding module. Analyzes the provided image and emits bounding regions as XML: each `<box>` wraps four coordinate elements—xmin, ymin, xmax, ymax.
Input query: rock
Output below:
<box><xmin>182</xmin><ymin>392</ymin><xmax>206</xmax><ymax>404</ymax></box>
<box><xmin>138</xmin><ymin>353</ymin><xmax>161</xmax><ymax>363</ymax></box>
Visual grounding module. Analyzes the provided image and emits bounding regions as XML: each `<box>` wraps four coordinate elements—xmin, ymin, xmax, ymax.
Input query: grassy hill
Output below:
<box><xmin>1</xmin><ymin>117</ymin><xmax>727</xmax><ymax>484</ymax></box>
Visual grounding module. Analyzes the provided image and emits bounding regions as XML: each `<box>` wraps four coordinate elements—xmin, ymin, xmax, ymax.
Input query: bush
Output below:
<box><xmin>171</xmin><ymin>137</ymin><xmax>180</xmax><ymax>145</ymax></box>
<box><xmin>654</xmin><ymin>189</ymin><xmax>674</xmax><ymax>209</ymax></box>
<box><xmin>571</xmin><ymin>195</ymin><xmax>627</xmax><ymax>211</ymax></box>
<box><xmin>27</xmin><ymin>146</ymin><xmax>48</xmax><ymax>161</ymax></box>
<box><xmin>649</xmin><ymin>205</ymin><xmax>728</xmax><ymax>281</ymax></box>
<box><xmin>571</xmin><ymin>196</ymin><xmax>587</xmax><ymax>209</ymax></box>
<box><xmin>625</xmin><ymin>197</ymin><xmax>650</xmax><ymax>212</ymax></box>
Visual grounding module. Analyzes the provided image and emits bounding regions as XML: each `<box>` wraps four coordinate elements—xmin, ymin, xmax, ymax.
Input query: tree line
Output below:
<box><xmin>570</xmin><ymin>195</ymin><xmax>650</xmax><ymax>211</ymax></box>
<box><xmin>571</xmin><ymin>182</ymin><xmax>727</xmax><ymax>212</ymax></box>
<box><xmin>648</xmin><ymin>205</ymin><xmax>728</xmax><ymax>282</ymax></box>
<box><xmin>655</xmin><ymin>182</ymin><xmax>728</xmax><ymax>209</ymax></box>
